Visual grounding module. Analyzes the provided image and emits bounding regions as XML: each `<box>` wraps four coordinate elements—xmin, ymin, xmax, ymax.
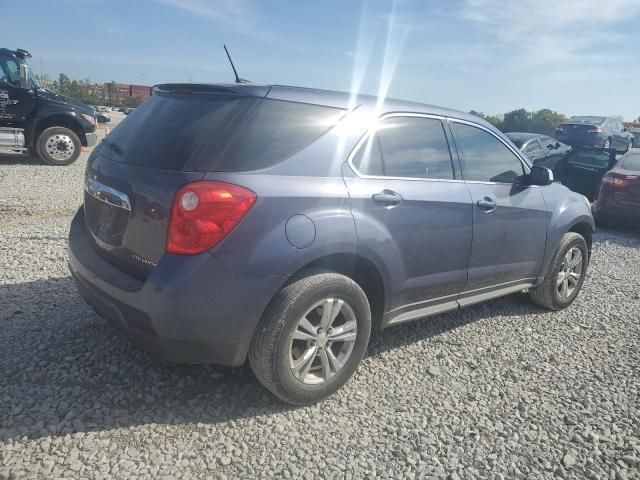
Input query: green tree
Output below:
<box><xmin>500</xmin><ymin>108</ymin><xmax>532</xmax><ymax>133</ymax></box>
<box><xmin>530</xmin><ymin>109</ymin><xmax>566</xmax><ymax>136</ymax></box>
<box><xmin>469</xmin><ymin>110</ymin><xmax>502</xmax><ymax>128</ymax></box>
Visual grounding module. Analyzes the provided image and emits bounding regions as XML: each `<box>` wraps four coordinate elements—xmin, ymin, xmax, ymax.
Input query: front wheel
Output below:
<box><xmin>249</xmin><ymin>271</ymin><xmax>371</xmax><ymax>405</ymax></box>
<box><xmin>530</xmin><ymin>232</ymin><xmax>589</xmax><ymax>310</ymax></box>
<box><xmin>36</xmin><ymin>127</ymin><xmax>82</xmax><ymax>166</ymax></box>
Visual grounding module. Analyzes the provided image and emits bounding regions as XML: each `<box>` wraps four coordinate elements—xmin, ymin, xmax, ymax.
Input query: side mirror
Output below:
<box><xmin>18</xmin><ymin>63</ymin><xmax>30</xmax><ymax>89</ymax></box>
<box><xmin>529</xmin><ymin>165</ymin><xmax>554</xmax><ymax>186</ymax></box>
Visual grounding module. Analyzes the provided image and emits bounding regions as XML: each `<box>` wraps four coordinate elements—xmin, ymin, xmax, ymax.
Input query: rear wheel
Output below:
<box><xmin>530</xmin><ymin>232</ymin><xmax>589</xmax><ymax>310</ymax></box>
<box><xmin>36</xmin><ymin>127</ymin><xmax>81</xmax><ymax>166</ymax></box>
<box><xmin>249</xmin><ymin>271</ymin><xmax>371</xmax><ymax>405</ymax></box>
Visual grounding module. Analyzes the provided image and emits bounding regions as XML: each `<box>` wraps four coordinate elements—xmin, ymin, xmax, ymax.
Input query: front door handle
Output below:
<box><xmin>476</xmin><ymin>197</ymin><xmax>496</xmax><ymax>212</ymax></box>
<box><xmin>372</xmin><ymin>190</ymin><xmax>403</xmax><ymax>207</ymax></box>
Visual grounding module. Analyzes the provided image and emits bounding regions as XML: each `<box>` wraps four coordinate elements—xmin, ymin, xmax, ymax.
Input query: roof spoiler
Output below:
<box><xmin>152</xmin><ymin>83</ymin><xmax>269</xmax><ymax>98</ymax></box>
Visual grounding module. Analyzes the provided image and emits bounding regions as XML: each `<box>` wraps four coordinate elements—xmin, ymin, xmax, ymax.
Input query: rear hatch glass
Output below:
<box><xmin>101</xmin><ymin>90</ymin><xmax>343</xmax><ymax>172</ymax></box>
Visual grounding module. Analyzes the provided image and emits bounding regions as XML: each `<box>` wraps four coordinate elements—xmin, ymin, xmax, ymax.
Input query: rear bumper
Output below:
<box><xmin>593</xmin><ymin>198</ymin><xmax>640</xmax><ymax>224</ymax></box>
<box><xmin>68</xmin><ymin>208</ymin><xmax>285</xmax><ymax>365</ymax></box>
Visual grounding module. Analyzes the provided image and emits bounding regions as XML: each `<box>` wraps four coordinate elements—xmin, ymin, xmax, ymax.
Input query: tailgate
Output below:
<box><xmin>84</xmin><ymin>149</ymin><xmax>205</xmax><ymax>276</ymax></box>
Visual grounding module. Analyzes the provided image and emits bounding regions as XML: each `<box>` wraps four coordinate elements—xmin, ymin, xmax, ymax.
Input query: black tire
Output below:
<box><xmin>530</xmin><ymin>232</ymin><xmax>589</xmax><ymax>310</ymax></box>
<box><xmin>249</xmin><ymin>271</ymin><xmax>371</xmax><ymax>405</ymax></box>
<box><xmin>36</xmin><ymin>127</ymin><xmax>82</xmax><ymax>166</ymax></box>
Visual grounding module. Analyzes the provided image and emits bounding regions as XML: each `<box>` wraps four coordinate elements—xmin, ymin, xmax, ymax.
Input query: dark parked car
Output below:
<box><xmin>554</xmin><ymin>147</ymin><xmax>618</xmax><ymax>201</ymax></box>
<box><xmin>555</xmin><ymin>116</ymin><xmax>634</xmax><ymax>153</ymax></box>
<box><xmin>94</xmin><ymin>111</ymin><xmax>111</xmax><ymax>124</ymax></box>
<box><xmin>69</xmin><ymin>83</ymin><xmax>595</xmax><ymax>404</ymax></box>
<box><xmin>505</xmin><ymin>132</ymin><xmax>571</xmax><ymax>169</ymax></box>
<box><xmin>591</xmin><ymin>149</ymin><xmax>640</xmax><ymax>225</ymax></box>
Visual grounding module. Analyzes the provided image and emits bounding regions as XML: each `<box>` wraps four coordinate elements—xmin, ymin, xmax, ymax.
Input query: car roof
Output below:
<box><xmin>154</xmin><ymin>82</ymin><xmax>491</xmax><ymax>127</ymax></box>
<box><xmin>566</xmin><ymin>116</ymin><xmax>607</xmax><ymax>124</ymax></box>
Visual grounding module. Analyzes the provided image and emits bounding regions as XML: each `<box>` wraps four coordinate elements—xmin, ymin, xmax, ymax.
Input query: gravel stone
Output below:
<box><xmin>1</xmin><ymin>114</ymin><xmax>639</xmax><ymax>479</ymax></box>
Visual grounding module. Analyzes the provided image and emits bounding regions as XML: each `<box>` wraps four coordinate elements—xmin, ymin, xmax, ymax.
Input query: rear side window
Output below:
<box><xmin>352</xmin><ymin>116</ymin><xmax>454</xmax><ymax>179</ymax></box>
<box><xmin>212</xmin><ymin>99</ymin><xmax>343</xmax><ymax>171</ymax></box>
<box><xmin>451</xmin><ymin>122</ymin><xmax>524</xmax><ymax>183</ymax></box>
<box><xmin>525</xmin><ymin>140</ymin><xmax>541</xmax><ymax>153</ymax></box>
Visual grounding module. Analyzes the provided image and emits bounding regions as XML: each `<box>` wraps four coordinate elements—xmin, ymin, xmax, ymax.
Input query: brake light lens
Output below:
<box><xmin>587</xmin><ymin>127</ymin><xmax>604</xmax><ymax>134</ymax></box>
<box><xmin>166</xmin><ymin>181</ymin><xmax>256</xmax><ymax>255</ymax></box>
<box><xmin>601</xmin><ymin>173</ymin><xmax>630</xmax><ymax>188</ymax></box>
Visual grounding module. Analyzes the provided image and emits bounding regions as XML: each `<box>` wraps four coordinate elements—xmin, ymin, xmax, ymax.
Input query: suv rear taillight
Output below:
<box><xmin>601</xmin><ymin>173</ymin><xmax>630</xmax><ymax>188</ymax></box>
<box><xmin>166</xmin><ymin>181</ymin><xmax>256</xmax><ymax>255</ymax></box>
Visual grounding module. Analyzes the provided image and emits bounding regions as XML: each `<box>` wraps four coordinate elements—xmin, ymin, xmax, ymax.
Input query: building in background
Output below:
<box><xmin>114</xmin><ymin>83</ymin><xmax>151</xmax><ymax>104</ymax></box>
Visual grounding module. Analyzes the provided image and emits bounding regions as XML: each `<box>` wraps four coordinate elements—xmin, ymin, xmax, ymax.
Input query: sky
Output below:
<box><xmin>4</xmin><ymin>0</ymin><xmax>640</xmax><ymax>119</ymax></box>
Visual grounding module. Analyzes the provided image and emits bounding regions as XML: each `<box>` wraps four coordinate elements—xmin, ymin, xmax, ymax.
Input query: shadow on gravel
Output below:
<box><xmin>0</xmin><ymin>277</ymin><xmax>295</xmax><ymax>442</ymax></box>
<box><xmin>593</xmin><ymin>225</ymin><xmax>640</xmax><ymax>246</ymax></box>
<box><xmin>0</xmin><ymin>275</ymin><xmax>549</xmax><ymax>442</ymax></box>
<box><xmin>0</xmin><ymin>154</ymin><xmax>44</xmax><ymax>166</ymax></box>
<box><xmin>368</xmin><ymin>292</ymin><xmax>544</xmax><ymax>358</ymax></box>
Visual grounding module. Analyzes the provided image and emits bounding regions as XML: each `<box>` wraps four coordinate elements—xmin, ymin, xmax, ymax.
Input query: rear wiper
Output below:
<box><xmin>104</xmin><ymin>140</ymin><xmax>123</xmax><ymax>156</ymax></box>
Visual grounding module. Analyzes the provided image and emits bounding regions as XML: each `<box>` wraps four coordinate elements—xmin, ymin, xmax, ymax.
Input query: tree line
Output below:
<box><xmin>35</xmin><ymin>73</ymin><xmax>146</xmax><ymax>108</ymax></box>
<box><xmin>471</xmin><ymin>109</ymin><xmax>640</xmax><ymax>134</ymax></box>
<box><xmin>469</xmin><ymin>108</ymin><xmax>569</xmax><ymax>136</ymax></box>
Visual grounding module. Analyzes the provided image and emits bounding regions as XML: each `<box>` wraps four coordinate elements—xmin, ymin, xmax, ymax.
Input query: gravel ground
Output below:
<box><xmin>1</xmin><ymin>119</ymin><xmax>639</xmax><ymax>479</ymax></box>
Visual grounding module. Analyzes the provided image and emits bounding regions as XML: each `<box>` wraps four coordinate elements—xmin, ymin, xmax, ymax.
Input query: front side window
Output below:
<box><xmin>352</xmin><ymin>116</ymin><xmax>454</xmax><ymax>179</ymax></box>
<box><xmin>567</xmin><ymin>150</ymin><xmax>612</xmax><ymax>169</ymax></box>
<box><xmin>0</xmin><ymin>55</ymin><xmax>20</xmax><ymax>86</ymax></box>
<box><xmin>451</xmin><ymin>122</ymin><xmax>525</xmax><ymax>183</ymax></box>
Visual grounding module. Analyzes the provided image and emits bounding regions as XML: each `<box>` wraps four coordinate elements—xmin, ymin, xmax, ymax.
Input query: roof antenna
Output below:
<box><xmin>223</xmin><ymin>45</ymin><xmax>251</xmax><ymax>84</ymax></box>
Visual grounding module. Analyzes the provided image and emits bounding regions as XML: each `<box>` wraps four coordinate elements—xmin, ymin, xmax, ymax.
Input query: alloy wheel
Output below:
<box><xmin>556</xmin><ymin>247</ymin><xmax>583</xmax><ymax>300</ymax></box>
<box><xmin>45</xmin><ymin>134</ymin><xmax>75</xmax><ymax>161</ymax></box>
<box><xmin>289</xmin><ymin>298</ymin><xmax>358</xmax><ymax>385</ymax></box>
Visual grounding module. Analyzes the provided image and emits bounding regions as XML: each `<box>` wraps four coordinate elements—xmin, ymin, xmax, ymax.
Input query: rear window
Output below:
<box><xmin>566</xmin><ymin>116</ymin><xmax>606</xmax><ymax>125</ymax></box>
<box><xmin>622</xmin><ymin>153</ymin><xmax>640</xmax><ymax>171</ymax></box>
<box><xmin>102</xmin><ymin>92</ymin><xmax>342</xmax><ymax>171</ymax></box>
<box><xmin>103</xmin><ymin>93</ymin><xmax>245</xmax><ymax>170</ymax></box>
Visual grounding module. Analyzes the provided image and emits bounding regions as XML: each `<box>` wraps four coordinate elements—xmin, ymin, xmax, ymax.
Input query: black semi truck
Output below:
<box><xmin>0</xmin><ymin>48</ymin><xmax>97</xmax><ymax>165</ymax></box>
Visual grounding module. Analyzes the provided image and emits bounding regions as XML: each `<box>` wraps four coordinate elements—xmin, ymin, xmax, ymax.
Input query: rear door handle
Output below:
<box><xmin>372</xmin><ymin>190</ymin><xmax>403</xmax><ymax>207</ymax></box>
<box><xmin>476</xmin><ymin>197</ymin><xmax>496</xmax><ymax>212</ymax></box>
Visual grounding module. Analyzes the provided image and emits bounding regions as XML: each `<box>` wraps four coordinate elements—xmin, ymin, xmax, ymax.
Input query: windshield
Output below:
<box><xmin>25</xmin><ymin>60</ymin><xmax>40</xmax><ymax>88</ymax></box>
<box><xmin>622</xmin><ymin>153</ymin><xmax>640</xmax><ymax>171</ymax></box>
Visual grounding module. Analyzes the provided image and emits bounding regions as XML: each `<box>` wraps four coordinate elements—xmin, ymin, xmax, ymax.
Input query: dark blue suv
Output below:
<box><xmin>68</xmin><ymin>83</ymin><xmax>595</xmax><ymax>404</ymax></box>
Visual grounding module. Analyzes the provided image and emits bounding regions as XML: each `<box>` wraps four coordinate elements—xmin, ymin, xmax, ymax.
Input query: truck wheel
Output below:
<box><xmin>249</xmin><ymin>271</ymin><xmax>371</xmax><ymax>405</ymax></box>
<box><xmin>36</xmin><ymin>127</ymin><xmax>82</xmax><ymax>166</ymax></box>
<box><xmin>530</xmin><ymin>232</ymin><xmax>589</xmax><ymax>311</ymax></box>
